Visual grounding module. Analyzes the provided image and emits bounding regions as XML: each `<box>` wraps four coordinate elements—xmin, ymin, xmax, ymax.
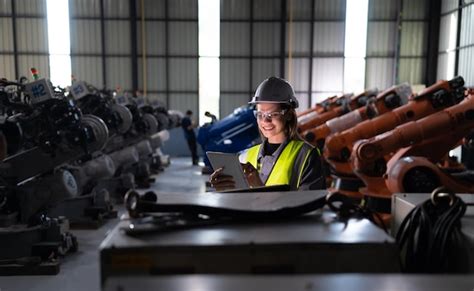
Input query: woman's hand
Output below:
<box><xmin>241</xmin><ymin>162</ymin><xmax>263</xmax><ymax>188</ymax></box>
<box><xmin>209</xmin><ymin>167</ymin><xmax>236</xmax><ymax>191</ymax></box>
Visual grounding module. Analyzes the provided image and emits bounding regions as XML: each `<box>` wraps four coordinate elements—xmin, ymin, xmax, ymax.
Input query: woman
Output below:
<box><xmin>210</xmin><ymin>77</ymin><xmax>325</xmax><ymax>191</ymax></box>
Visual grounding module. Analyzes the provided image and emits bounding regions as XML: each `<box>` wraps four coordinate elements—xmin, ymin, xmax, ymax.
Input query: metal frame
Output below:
<box><xmin>164</xmin><ymin>0</ymin><xmax>170</xmax><ymax>107</ymax></box>
<box><xmin>425</xmin><ymin>0</ymin><xmax>441</xmax><ymax>86</ymax></box>
<box><xmin>0</xmin><ymin>0</ymin><xmax>445</xmax><ymax>113</ymax></box>
<box><xmin>219</xmin><ymin>0</ymin><xmax>285</xmax><ymax>116</ymax></box>
<box><xmin>393</xmin><ymin>0</ymin><xmax>403</xmax><ymax>85</ymax></box>
<box><xmin>307</xmin><ymin>0</ymin><xmax>315</xmax><ymax>106</ymax></box>
<box><xmin>453</xmin><ymin>0</ymin><xmax>463</xmax><ymax>76</ymax></box>
<box><xmin>1</xmin><ymin>0</ymin><xmax>50</xmax><ymax>80</ymax></box>
<box><xmin>310</xmin><ymin>2</ymin><xmax>346</xmax><ymax>99</ymax></box>
<box><xmin>130</xmin><ymin>0</ymin><xmax>138</xmax><ymax>92</ymax></box>
<box><xmin>398</xmin><ymin>0</ymin><xmax>431</xmax><ymax>85</ymax></box>
<box><xmin>99</xmin><ymin>0</ymin><xmax>107</xmax><ymax>88</ymax></box>
<box><xmin>436</xmin><ymin>0</ymin><xmax>474</xmax><ymax>85</ymax></box>
<box><xmin>67</xmin><ymin>0</ymin><xmax>200</xmax><ymax>109</ymax></box>
<box><xmin>249</xmin><ymin>0</ymin><xmax>254</xmax><ymax>99</ymax></box>
<box><xmin>440</xmin><ymin>1</ymin><xmax>474</xmax><ymax>16</ymax></box>
<box><xmin>364</xmin><ymin>0</ymin><xmax>401</xmax><ymax>88</ymax></box>
<box><xmin>365</xmin><ymin>0</ymin><xmax>402</xmax><ymax>89</ymax></box>
<box><xmin>220</xmin><ymin>0</ymin><xmax>346</xmax><ymax>112</ymax></box>
<box><xmin>279</xmin><ymin>0</ymin><xmax>286</xmax><ymax>77</ymax></box>
<box><xmin>10</xmin><ymin>0</ymin><xmax>49</xmax><ymax>79</ymax></box>
<box><xmin>11</xmin><ymin>0</ymin><xmax>19</xmax><ymax>79</ymax></box>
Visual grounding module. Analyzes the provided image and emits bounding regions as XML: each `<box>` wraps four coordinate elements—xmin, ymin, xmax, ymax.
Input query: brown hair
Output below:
<box><xmin>258</xmin><ymin>104</ymin><xmax>302</xmax><ymax>142</ymax></box>
<box><xmin>282</xmin><ymin>104</ymin><xmax>302</xmax><ymax>141</ymax></box>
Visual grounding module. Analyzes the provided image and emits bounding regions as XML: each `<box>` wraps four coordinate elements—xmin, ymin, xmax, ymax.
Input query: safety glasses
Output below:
<box><xmin>253</xmin><ymin>110</ymin><xmax>286</xmax><ymax>120</ymax></box>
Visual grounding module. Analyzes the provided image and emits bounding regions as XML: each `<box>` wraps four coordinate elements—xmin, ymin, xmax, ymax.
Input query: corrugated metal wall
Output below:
<box><xmin>0</xmin><ymin>0</ymin><xmax>50</xmax><ymax>81</ymax></box>
<box><xmin>69</xmin><ymin>0</ymin><xmax>199</xmax><ymax>114</ymax></box>
<box><xmin>438</xmin><ymin>0</ymin><xmax>474</xmax><ymax>87</ymax></box>
<box><xmin>70</xmin><ymin>0</ymin><xmax>104</xmax><ymax>88</ymax></box>
<box><xmin>459</xmin><ymin>4</ymin><xmax>474</xmax><ymax>86</ymax></box>
<box><xmin>70</xmin><ymin>0</ymin><xmax>133</xmax><ymax>90</ymax></box>
<box><xmin>437</xmin><ymin>0</ymin><xmax>457</xmax><ymax>80</ymax></box>
<box><xmin>219</xmin><ymin>0</ymin><xmax>433</xmax><ymax>113</ymax></box>
<box><xmin>4</xmin><ymin>0</ymin><xmax>470</xmax><ymax>115</ymax></box>
<box><xmin>366</xmin><ymin>0</ymin><xmax>398</xmax><ymax>90</ymax></box>
<box><xmin>16</xmin><ymin>0</ymin><xmax>50</xmax><ymax>80</ymax></box>
<box><xmin>220</xmin><ymin>0</ymin><xmax>347</xmax><ymax>116</ymax></box>
<box><xmin>398</xmin><ymin>0</ymin><xmax>429</xmax><ymax>85</ymax></box>
<box><xmin>310</xmin><ymin>0</ymin><xmax>345</xmax><ymax>103</ymax></box>
<box><xmin>137</xmin><ymin>0</ymin><xmax>199</xmax><ymax>114</ymax></box>
<box><xmin>0</xmin><ymin>0</ymin><xmax>16</xmax><ymax>81</ymax></box>
<box><xmin>313</xmin><ymin>1</ymin><xmax>344</xmax><ymax>107</ymax></box>
<box><xmin>291</xmin><ymin>0</ymin><xmax>346</xmax><ymax>109</ymax></box>
<box><xmin>220</xmin><ymin>0</ymin><xmax>285</xmax><ymax>116</ymax></box>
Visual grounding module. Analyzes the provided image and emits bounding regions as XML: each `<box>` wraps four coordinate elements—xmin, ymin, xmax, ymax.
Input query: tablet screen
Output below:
<box><xmin>206</xmin><ymin>151</ymin><xmax>249</xmax><ymax>189</ymax></box>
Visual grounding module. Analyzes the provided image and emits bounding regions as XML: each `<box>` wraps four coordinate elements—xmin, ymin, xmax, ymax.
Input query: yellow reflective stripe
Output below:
<box><xmin>245</xmin><ymin>144</ymin><xmax>260</xmax><ymax>169</ymax></box>
<box><xmin>296</xmin><ymin>147</ymin><xmax>313</xmax><ymax>188</ymax></box>
<box><xmin>244</xmin><ymin>140</ymin><xmax>307</xmax><ymax>187</ymax></box>
<box><xmin>266</xmin><ymin>140</ymin><xmax>304</xmax><ymax>186</ymax></box>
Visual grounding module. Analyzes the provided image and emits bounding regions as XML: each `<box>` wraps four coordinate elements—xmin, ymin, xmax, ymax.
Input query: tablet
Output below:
<box><xmin>206</xmin><ymin>151</ymin><xmax>249</xmax><ymax>189</ymax></box>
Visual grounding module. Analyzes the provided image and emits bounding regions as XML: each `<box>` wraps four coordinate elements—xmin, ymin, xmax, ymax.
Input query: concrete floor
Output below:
<box><xmin>0</xmin><ymin>157</ymin><xmax>208</xmax><ymax>291</ymax></box>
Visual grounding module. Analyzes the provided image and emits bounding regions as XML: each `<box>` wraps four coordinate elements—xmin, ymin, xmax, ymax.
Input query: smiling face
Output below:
<box><xmin>256</xmin><ymin>103</ymin><xmax>287</xmax><ymax>143</ymax></box>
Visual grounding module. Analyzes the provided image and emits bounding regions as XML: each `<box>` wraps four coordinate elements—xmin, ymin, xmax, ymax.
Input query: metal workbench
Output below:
<box><xmin>100</xmin><ymin>190</ymin><xmax>399</xmax><ymax>286</ymax></box>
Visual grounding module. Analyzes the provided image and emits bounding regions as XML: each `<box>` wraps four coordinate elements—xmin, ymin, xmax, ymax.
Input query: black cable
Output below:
<box><xmin>396</xmin><ymin>188</ymin><xmax>469</xmax><ymax>273</ymax></box>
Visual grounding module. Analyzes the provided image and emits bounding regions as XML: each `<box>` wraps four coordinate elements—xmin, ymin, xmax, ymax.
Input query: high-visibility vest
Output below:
<box><xmin>243</xmin><ymin>140</ymin><xmax>313</xmax><ymax>189</ymax></box>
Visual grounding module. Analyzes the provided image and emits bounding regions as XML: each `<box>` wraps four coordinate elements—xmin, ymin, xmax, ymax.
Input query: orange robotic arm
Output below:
<box><xmin>297</xmin><ymin>94</ymin><xmax>338</xmax><ymax>118</ymax></box>
<box><xmin>304</xmin><ymin>83</ymin><xmax>411</xmax><ymax>148</ymax></box>
<box><xmin>324</xmin><ymin>76</ymin><xmax>465</xmax><ymax>177</ymax></box>
<box><xmin>297</xmin><ymin>89</ymin><xmax>377</xmax><ymax>134</ymax></box>
<box><xmin>353</xmin><ymin>93</ymin><xmax>474</xmax><ymax>175</ymax></box>
<box><xmin>352</xmin><ymin>90</ymin><xmax>474</xmax><ymax>200</ymax></box>
<box><xmin>297</xmin><ymin>93</ymin><xmax>352</xmax><ymax>131</ymax></box>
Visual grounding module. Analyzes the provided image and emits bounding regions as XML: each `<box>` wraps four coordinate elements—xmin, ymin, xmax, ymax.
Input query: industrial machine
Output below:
<box><xmin>89</xmin><ymin>90</ymin><xmax>179</xmax><ymax>190</ymax></box>
<box><xmin>297</xmin><ymin>90</ymin><xmax>376</xmax><ymax>135</ymax></box>
<box><xmin>197</xmin><ymin>105</ymin><xmax>260</xmax><ymax>169</ymax></box>
<box><xmin>297</xmin><ymin>93</ymin><xmax>353</xmax><ymax>126</ymax></box>
<box><xmin>70</xmin><ymin>81</ymin><xmax>133</xmax><ymax>136</ymax></box>
<box><xmin>351</xmin><ymin>89</ymin><xmax>474</xmax><ymax>216</ymax></box>
<box><xmin>304</xmin><ymin>84</ymin><xmax>411</xmax><ymax>149</ymax></box>
<box><xmin>0</xmin><ymin>77</ymin><xmax>113</xmax><ymax>223</ymax></box>
<box><xmin>323</xmin><ymin>76</ymin><xmax>466</xmax><ymax>199</ymax></box>
<box><xmin>0</xmin><ymin>76</ymin><xmax>96</xmax><ymax>274</ymax></box>
<box><xmin>0</xmin><ymin>73</ymin><xmax>179</xmax><ymax>274</ymax></box>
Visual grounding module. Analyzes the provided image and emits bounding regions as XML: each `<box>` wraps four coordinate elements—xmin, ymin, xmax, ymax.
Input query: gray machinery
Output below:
<box><xmin>101</xmin><ymin>92</ymin><xmax>180</xmax><ymax>191</ymax></box>
<box><xmin>25</xmin><ymin>82</ymin><xmax>122</xmax><ymax>228</ymax></box>
<box><xmin>0</xmin><ymin>77</ymin><xmax>95</xmax><ymax>274</ymax></box>
<box><xmin>100</xmin><ymin>190</ymin><xmax>399</xmax><ymax>286</ymax></box>
<box><xmin>69</xmin><ymin>82</ymin><xmax>138</xmax><ymax>203</ymax></box>
<box><xmin>69</xmin><ymin>82</ymin><xmax>176</xmax><ymax>200</ymax></box>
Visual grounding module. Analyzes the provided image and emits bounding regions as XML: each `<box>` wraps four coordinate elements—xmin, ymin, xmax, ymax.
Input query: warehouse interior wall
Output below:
<box><xmin>1</xmin><ymin>0</ymin><xmax>474</xmax><ymax>119</ymax></box>
<box><xmin>436</xmin><ymin>0</ymin><xmax>474</xmax><ymax>87</ymax></box>
<box><xmin>0</xmin><ymin>0</ymin><xmax>50</xmax><ymax>81</ymax></box>
<box><xmin>220</xmin><ymin>0</ymin><xmax>347</xmax><ymax>116</ymax></box>
<box><xmin>69</xmin><ymin>0</ymin><xmax>200</xmax><ymax>118</ymax></box>
<box><xmin>366</xmin><ymin>0</ymin><xmax>398</xmax><ymax>90</ymax></box>
<box><xmin>397</xmin><ymin>0</ymin><xmax>429</xmax><ymax>86</ymax></box>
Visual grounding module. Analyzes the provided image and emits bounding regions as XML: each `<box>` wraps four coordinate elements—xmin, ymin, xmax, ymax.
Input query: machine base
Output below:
<box><xmin>0</xmin><ymin>218</ymin><xmax>78</xmax><ymax>275</ymax></box>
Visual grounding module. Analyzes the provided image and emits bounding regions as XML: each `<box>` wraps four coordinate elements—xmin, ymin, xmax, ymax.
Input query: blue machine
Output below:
<box><xmin>197</xmin><ymin>105</ymin><xmax>260</xmax><ymax>168</ymax></box>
